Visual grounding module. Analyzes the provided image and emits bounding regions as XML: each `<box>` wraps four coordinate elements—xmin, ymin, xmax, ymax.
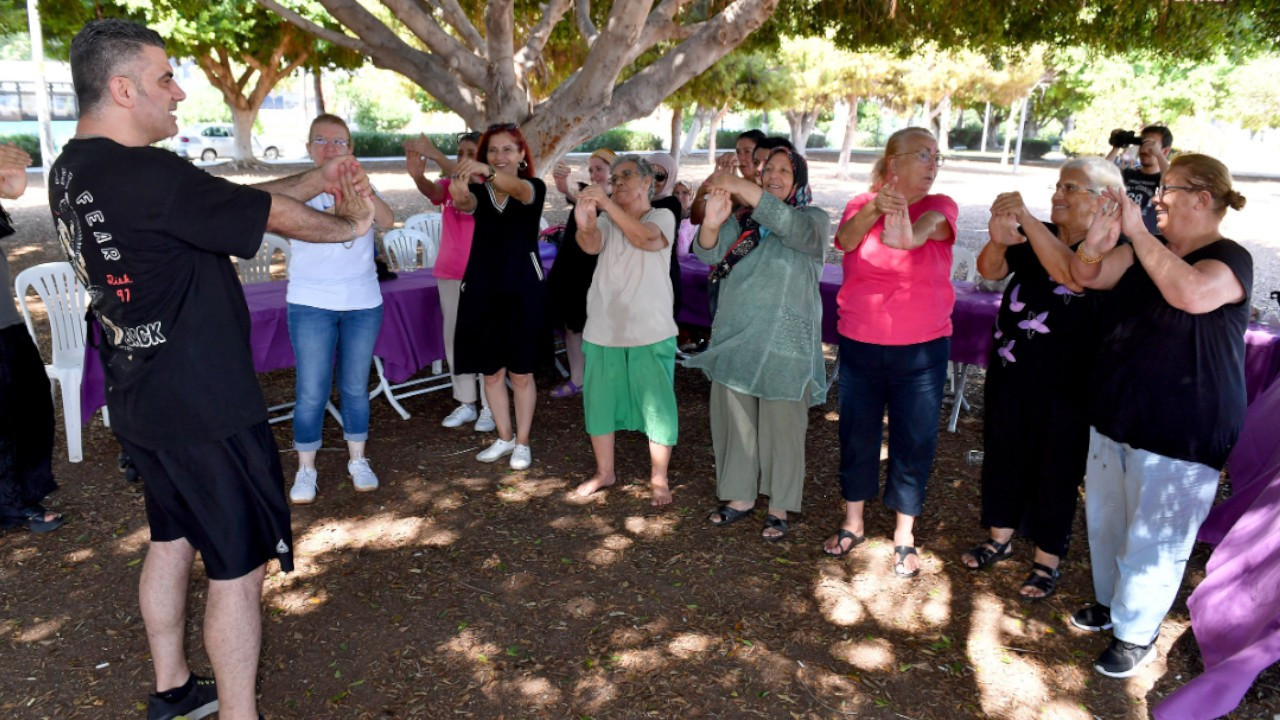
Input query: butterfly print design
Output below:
<box><xmin>997</xmin><ymin>339</ymin><xmax>1016</xmax><ymax>364</ymax></box>
<box><xmin>1018</xmin><ymin>311</ymin><xmax>1050</xmax><ymax>336</ymax></box>
<box><xmin>1053</xmin><ymin>284</ymin><xmax>1085</xmax><ymax>304</ymax></box>
<box><xmin>1009</xmin><ymin>284</ymin><xmax>1025</xmax><ymax>312</ymax></box>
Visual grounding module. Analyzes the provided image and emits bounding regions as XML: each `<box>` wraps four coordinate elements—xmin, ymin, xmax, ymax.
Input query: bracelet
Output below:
<box><xmin>1076</xmin><ymin>244</ymin><xmax>1102</xmax><ymax>264</ymax></box>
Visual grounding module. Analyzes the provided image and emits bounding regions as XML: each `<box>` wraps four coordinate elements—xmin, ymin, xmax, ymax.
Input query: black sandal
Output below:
<box><xmin>0</xmin><ymin>506</ymin><xmax>64</xmax><ymax>534</ymax></box>
<box><xmin>1019</xmin><ymin>562</ymin><xmax>1061</xmax><ymax>601</ymax></box>
<box><xmin>823</xmin><ymin>528</ymin><xmax>865</xmax><ymax>556</ymax></box>
<box><xmin>962</xmin><ymin>538</ymin><xmax>1013</xmax><ymax>570</ymax></box>
<box><xmin>762</xmin><ymin>515</ymin><xmax>789</xmax><ymax>542</ymax></box>
<box><xmin>893</xmin><ymin>545</ymin><xmax>921</xmax><ymax>578</ymax></box>
<box><xmin>707</xmin><ymin>504</ymin><xmax>753</xmax><ymax>527</ymax></box>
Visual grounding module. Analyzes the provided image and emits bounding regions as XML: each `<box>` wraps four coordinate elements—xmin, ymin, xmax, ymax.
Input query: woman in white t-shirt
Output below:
<box><xmin>286</xmin><ymin>114</ymin><xmax>394</xmax><ymax>504</ymax></box>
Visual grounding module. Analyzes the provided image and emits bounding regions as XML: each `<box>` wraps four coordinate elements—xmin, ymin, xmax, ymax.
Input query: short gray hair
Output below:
<box><xmin>612</xmin><ymin>155</ymin><xmax>655</xmax><ymax>199</ymax></box>
<box><xmin>1061</xmin><ymin>156</ymin><xmax>1124</xmax><ymax>194</ymax></box>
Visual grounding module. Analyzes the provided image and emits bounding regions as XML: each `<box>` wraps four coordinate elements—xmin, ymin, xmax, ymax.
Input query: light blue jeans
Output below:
<box><xmin>1084</xmin><ymin>427</ymin><xmax>1219</xmax><ymax>645</ymax></box>
<box><xmin>287</xmin><ymin>303</ymin><xmax>383</xmax><ymax>451</ymax></box>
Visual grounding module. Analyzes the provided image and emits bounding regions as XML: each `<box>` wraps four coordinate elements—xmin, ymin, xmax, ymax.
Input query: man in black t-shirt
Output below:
<box><xmin>1105</xmin><ymin>124</ymin><xmax>1171</xmax><ymax>234</ymax></box>
<box><xmin>51</xmin><ymin>20</ymin><xmax>374</xmax><ymax>720</ymax></box>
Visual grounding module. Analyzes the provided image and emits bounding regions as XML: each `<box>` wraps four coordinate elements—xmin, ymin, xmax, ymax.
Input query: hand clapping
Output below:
<box><xmin>1084</xmin><ymin>192</ymin><xmax>1123</xmax><ymax>255</ymax></box>
<box><xmin>703</xmin><ymin>187</ymin><xmax>733</xmax><ymax>228</ymax></box>
<box><xmin>873</xmin><ymin>178</ymin><xmax>908</xmax><ymax>216</ymax></box>
<box><xmin>333</xmin><ymin>165</ymin><xmax>375</xmax><ymax>238</ymax></box>
<box><xmin>453</xmin><ymin>158</ymin><xmax>490</xmax><ymax>183</ymax></box>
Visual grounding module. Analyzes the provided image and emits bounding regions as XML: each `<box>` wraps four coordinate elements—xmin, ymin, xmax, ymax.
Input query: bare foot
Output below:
<box><xmin>650</xmin><ymin>477</ymin><xmax>672</xmax><ymax>507</ymax></box>
<box><xmin>575</xmin><ymin>473</ymin><xmax>615</xmax><ymax>497</ymax></box>
<box><xmin>823</xmin><ymin>525</ymin><xmax>865</xmax><ymax>555</ymax></box>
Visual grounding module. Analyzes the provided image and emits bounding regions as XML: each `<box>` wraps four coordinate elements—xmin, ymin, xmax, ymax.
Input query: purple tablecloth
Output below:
<box><xmin>81</xmin><ymin>269</ymin><xmax>447</xmax><ymax>424</ymax></box>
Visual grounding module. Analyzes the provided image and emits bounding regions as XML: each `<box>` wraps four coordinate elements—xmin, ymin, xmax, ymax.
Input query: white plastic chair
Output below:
<box><xmin>946</xmin><ymin>246</ymin><xmax>980</xmax><ymax>432</ymax></box>
<box><xmin>539</xmin><ymin>216</ymin><xmax>550</xmax><ymax>232</ymax></box>
<box><xmin>13</xmin><ymin>262</ymin><xmax>95</xmax><ymax>462</ymax></box>
<box><xmin>950</xmin><ymin>246</ymin><xmax>977</xmax><ymax>283</ymax></box>
<box><xmin>382</xmin><ymin>228</ymin><xmax>427</xmax><ymax>272</ymax></box>
<box><xmin>238</xmin><ymin>233</ymin><xmax>291</xmax><ymax>285</ymax></box>
<box><xmin>404</xmin><ymin>213</ymin><xmax>443</xmax><ymax>269</ymax></box>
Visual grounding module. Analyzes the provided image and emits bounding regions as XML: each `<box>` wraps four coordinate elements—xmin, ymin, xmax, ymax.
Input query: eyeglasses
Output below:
<box><xmin>1052</xmin><ymin>183</ymin><xmax>1097</xmax><ymax>196</ymax></box>
<box><xmin>1155</xmin><ymin>184</ymin><xmax>1202</xmax><ymax>198</ymax></box>
<box><xmin>486</xmin><ymin>122</ymin><xmax>519</xmax><ymax>132</ymax></box>
<box><xmin>653</xmin><ymin>172</ymin><xmax>669</xmax><ymax>183</ymax></box>
<box><xmin>458</xmin><ymin>132</ymin><xmax>481</xmax><ymax>143</ymax></box>
<box><xmin>311</xmin><ymin>137</ymin><xmax>350</xmax><ymax>148</ymax></box>
<box><xmin>609</xmin><ymin>169</ymin><xmax>644</xmax><ymax>185</ymax></box>
<box><xmin>893</xmin><ymin>150</ymin><xmax>945</xmax><ymax>167</ymax></box>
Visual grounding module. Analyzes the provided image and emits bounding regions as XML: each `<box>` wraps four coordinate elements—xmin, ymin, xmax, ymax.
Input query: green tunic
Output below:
<box><xmin>687</xmin><ymin>192</ymin><xmax>830</xmax><ymax>406</ymax></box>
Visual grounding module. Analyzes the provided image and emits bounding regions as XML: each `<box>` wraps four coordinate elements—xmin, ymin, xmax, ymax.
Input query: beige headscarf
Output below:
<box><xmin>647</xmin><ymin>152</ymin><xmax>678</xmax><ymax>199</ymax></box>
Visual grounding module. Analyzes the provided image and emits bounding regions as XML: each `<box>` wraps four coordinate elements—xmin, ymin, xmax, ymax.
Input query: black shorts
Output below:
<box><xmin>116</xmin><ymin>421</ymin><xmax>294</xmax><ymax>580</ymax></box>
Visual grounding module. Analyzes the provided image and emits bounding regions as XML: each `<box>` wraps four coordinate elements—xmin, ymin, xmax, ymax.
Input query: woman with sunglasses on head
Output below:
<box><xmin>403</xmin><ymin>131</ymin><xmax>497</xmax><ymax>433</ymax></box>
<box><xmin>546</xmin><ymin>148</ymin><xmax>616</xmax><ymax>399</ymax></box>
<box><xmin>1066</xmin><ymin>154</ymin><xmax>1251</xmax><ymax>678</ymax></box>
<box><xmin>689</xmin><ymin>147</ymin><xmax>829</xmax><ymax>542</ymax></box>
<box><xmin>450</xmin><ymin>123</ymin><xmax>549</xmax><ymax>471</ymax></box>
<box><xmin>572</xmin><ymin>156</ymin><xmax>680</xmax><ymax>507</ymax></box>
<box><xmin>826</xmin><ymin>127</ymin><xmax>957</xmax><ymax>577</ymax></box>
<box><xmin>285</xmin><ymin>114</ymin><xmax>395</xmax><ymax>504</ymax></box>
<box><xmin>960</xmin><ymin>157</ymin><xmax>1124</xmax><ymax>601</ymax></box>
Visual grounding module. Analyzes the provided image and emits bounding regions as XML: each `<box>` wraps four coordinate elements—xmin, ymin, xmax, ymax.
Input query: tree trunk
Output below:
<box><xmin>313</xmin><ymin>62</ymin><xmax>326</xmax><ymax>115</ymax></box>
<box><xmin>1001</xmin><ymin>101</ymin><xmax>1016</xmax><ymax>166</ymax></box>
<box><xmin>682</xmin><ymin>107</ymin><xmax>711</xmax><ymax>157</ymax></box>
<box><xmin>980</xmin><ymin>101</ymin><xmax>991</xmax><ymax>152</ymax></box>
<box><xmin>936</xmin><ymin>96</ymin><xmax>951</xmax><ymax>152</ymax></box>
<box><xmin>786</xmin><ymin>109</ymin><xmax>819</xmax><ymax>156</ymax></box>
<box><xmin>838</xmin><ymin>95</ymin><xmax>859</xmax><ymax>179</ymax></box>
<box><xmin>230</xmin><ymin>106</ymin><xmax>259</xmax><ymax>162</ymax></box>
<box><xmin>670</xmin><ymin>105</ymin><xmax>683</xmax><ymax>159</ymax></box>
<box><xmin>921</xmin><ymin>97</ymin><xmax>931</xmax><ymax>131</ymax></box>
<box><xmin>707</xmin><ymin>107</ymin><xmax>725</xmax><ymax>166</ymax></box>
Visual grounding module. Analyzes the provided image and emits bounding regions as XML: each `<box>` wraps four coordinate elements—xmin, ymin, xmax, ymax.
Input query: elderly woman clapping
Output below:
<box><xmin>572</xmin><ymin>156</ymin><xmax>680</xmax><ymax>507</ymax></box>
<box><xmin>961</xmin><ymin>157</ymin><xmax>1124</xmax><ymax>601</ymax></box>
<box><xmin>687</xmin><ymin>147</ymin><xmax>829</xmax><ymax>541</ymax></box>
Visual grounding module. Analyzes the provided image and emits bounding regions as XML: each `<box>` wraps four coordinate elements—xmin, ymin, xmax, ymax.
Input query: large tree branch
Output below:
<box><xmin>566</xmin><ymin>0</ymin><xmax>650</xmax><ymax>109</ymax></box>
<box><xmin>515</xmin><ymin>0</ymin><xmax>572</xmax><ymax>77</ymax></box>
<box><xmin>484</xmin><ymin>0</ymin><xmax>525</xmax><ymax>120</ymax></box>
<box><xmin>576</xmin><ymin>0</ymin><xmax>599</xmax><ymax>47</ymax></box>
<box><xmin>424</xmin><ymin>0</ymin><xmax>486</xmax><ymax>52</ymax></box>
<box><xmin>379</xmin><ymin>0</ymin><xmax>489</xmax><ymax>83</ymax></box>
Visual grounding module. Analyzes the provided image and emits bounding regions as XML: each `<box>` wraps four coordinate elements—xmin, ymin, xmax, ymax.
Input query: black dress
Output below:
<box><xmin>454</xmin><ymin>179</ymin><xmax>551</xmax><ymax>375</ymax></box>
<box><xmin>980</xmin><ymin>225</ymin><xmax>1099</xmax><ymax>558</ymax></box>
<box><xmin>546</xmin><ymin>207</ymin><xmax>595</xmax><ymax>333</ymax></box>
<box><xmin>651</xmin><ymin>196</ymin><xmax>683</xmax><ymax>320</ymax></box>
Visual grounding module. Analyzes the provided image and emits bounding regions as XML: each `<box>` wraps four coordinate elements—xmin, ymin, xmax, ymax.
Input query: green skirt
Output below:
<box><xmin>582</xmin><ymin>338</ymin><xmax>678</xmax><ymax>446</ymax></box>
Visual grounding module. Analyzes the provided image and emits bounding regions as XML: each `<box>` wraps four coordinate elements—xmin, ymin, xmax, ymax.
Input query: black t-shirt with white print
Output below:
<box><xmin>1121</xmin><ymin>167</ymin><xmax>1161</xmax><ymax>235</ymax></box>
<box><xmin>49</xmin><ymin>138</ymin><xmax>272</xmax><ymax>448</ymax></box>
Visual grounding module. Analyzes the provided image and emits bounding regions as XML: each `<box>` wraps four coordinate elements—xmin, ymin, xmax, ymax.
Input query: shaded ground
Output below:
<box><xmin>2</xmin><ymin>158</ymin><xmax>1278</xmax><ymax>719</ymax></box>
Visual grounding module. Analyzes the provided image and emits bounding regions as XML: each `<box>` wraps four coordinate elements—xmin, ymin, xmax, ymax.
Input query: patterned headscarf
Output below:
<box><xmin>709</xmin><ymin>147</ymin><xmax>811</xmax><ymax>283</ymax></box>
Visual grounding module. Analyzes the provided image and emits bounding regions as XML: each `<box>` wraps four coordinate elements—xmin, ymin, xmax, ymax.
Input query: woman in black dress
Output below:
<box><xmin>450</xmin><ymin>124</ymin><xmax>548</xmax><ymax>471</ymax></box>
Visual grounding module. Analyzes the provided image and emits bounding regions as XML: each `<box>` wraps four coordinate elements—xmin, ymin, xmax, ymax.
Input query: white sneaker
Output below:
<box><xmin>510</xmin><ymin>444</ymin><xmax>532</xmax><ymax>470</ymax></box>
<box><xmin>290</xmin><ymin>467</ymin><xmax>318</xmax><ymax>504</ymax></box>
<box><xmin>442</xmin><ymin>404</ymin><xmax>478</xmax><ymax>428</ymax></box>
<box><xmin>348</xmin><ymin>458</ymin><xmax>379</xmax><ymax>492</ymax></box>
<box><xmin>477</xmin><ymin>437</ymin><xmax>516</xmax><ymax>463</ymax></box>
<box><xmin>474</xmin><ymin>407</ymin><xmax>496</xmax><ymax>433</ymax></box>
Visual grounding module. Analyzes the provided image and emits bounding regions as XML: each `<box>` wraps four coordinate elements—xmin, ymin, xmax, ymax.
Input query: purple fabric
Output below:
<box><xmin>1244</xmin><ymin>324</ymin><xmax>1280</xmax><ymax>404</ymax></box>
<box><xmin>81</xmin><ymin>270</ymin><xmax>447</xmax><ymax>424</ymax></box>
<box><xmin>1155</xmin><ymin>374</ymin><xmax>1280</xmax><ymax>720</ymax></box>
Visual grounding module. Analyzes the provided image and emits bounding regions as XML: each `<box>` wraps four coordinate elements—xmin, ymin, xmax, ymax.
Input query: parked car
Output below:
<box><xmin>170</xmin><ymin>123</ymin><xmax>281</xmax><ymax>161</ymax></box>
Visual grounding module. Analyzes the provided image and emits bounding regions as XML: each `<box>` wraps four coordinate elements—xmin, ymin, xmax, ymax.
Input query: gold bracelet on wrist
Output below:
<box><xmin>1076</xmin><ymin>244</ymin><xmax>1102</xmax><ymax>264</ymax></box>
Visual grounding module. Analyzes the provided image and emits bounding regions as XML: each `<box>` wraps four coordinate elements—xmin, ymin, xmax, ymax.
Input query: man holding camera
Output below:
<box><xmin>1105</xmin><ymin>125</ymin><xmax>1172</xmax><ymax>234</ymax></box>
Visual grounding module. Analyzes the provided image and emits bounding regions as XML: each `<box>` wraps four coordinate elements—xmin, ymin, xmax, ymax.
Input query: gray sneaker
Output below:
<box><xmin>1094</xmin><ymin>637</ymin><xmax>1156</xmax><ymax>678</ymax></box>
<box><xmin>474</xmin><ymin>406</ymin><xmax>496</xmax><ymax>433</ymax></box>
<box><xmin>348</xmin><ymin>458</ymin><xmax>379</xmax><ymax>492</ymax></box>
<box><xmin>289</xmin><ymin>467</ymin><xmax>318</xmax><ymax>505</ymax></box>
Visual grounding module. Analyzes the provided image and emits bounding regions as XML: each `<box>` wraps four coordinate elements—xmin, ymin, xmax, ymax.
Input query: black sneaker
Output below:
<box><xmin>1070</xmin><ymin>603</ymin><xmax>1113</xmax><ymax>632</ymax></box>
<box><xmin>1094</xmin><ymin>637</ymin><xmax>1157</xmax><ymax>678</ymax></box>
<box><xmin>146</xmin><ymin>674</ymin><xmax>218</xmax><ymax>720</ymax></box>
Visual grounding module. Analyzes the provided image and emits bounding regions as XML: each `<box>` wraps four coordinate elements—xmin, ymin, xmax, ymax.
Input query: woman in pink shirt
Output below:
<box><xmin>824</xmin><ymin>127</ymin><xmax>958</xmax><ymax>578</ymax></box>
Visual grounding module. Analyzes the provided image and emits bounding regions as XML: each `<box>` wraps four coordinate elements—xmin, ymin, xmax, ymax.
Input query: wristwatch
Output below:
<box><xmin>485</xmin><ymin>165</ymin><xmax>496</xmax><ymax>182</ymax></box>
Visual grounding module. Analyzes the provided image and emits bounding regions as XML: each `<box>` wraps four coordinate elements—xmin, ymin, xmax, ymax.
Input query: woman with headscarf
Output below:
<box><xmin>687</xmin><ymin>147</ymin><xmax>829</xmax><ymax>541</ymax></box>
<box><xmin>648</xmin><ymin>152</ymin><xmax>683</xmax><ymax>320</ymax></box>
<box><xmin>546</xmin><ymin>148</ymin><xmax>616</xmax><ymax>398</ymax></box>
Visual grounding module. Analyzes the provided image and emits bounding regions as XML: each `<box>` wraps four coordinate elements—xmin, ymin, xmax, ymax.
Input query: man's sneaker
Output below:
<box><xmin>477</xmin><ymin>437</ymin><xmax>517</xmax><ymax>463</ymax></box>
<box><xmin>442</xmin><ymin>403</ymin><xmax>478</xmax><ymax>428</ymax></box>
<box><xmin>510</xmin><ymin>444</ymin><xmax>532</xmax><ymax>470</ymax></box>
<box><xmin>147</xmin><ymin>674</ymin><xmax>218</xmax><ymax>720</ymax></box>
<box><xmin>474</xmin><ymin>407</ymin><xmax>496</xmax><ymax>433</ymax></box>
<box><xmin>348</xmin><ymin>458</ymin><xmax>379</xmax><ymax>492</ymax></box>
<box><xmin>289</xmin><ymin>467</ymin><xmax>318</xmax><ymax>505</ymax></box>
<box><xmin>1071</xmin><ymin>604</ymin><xmax>1113</xmax><ymax>632</ymax></box>
<box><xmin>1094</xmin><ymin>637</ymin><xmax>1157</xmax><ymax>678</ymax></box>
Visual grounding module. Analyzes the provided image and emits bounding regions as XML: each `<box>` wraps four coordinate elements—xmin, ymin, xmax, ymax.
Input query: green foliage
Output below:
<box><xmin>1018</xmin><ymin>139</ymin><xmax>1053</xmax><ymax>160</ymax></box>
<box><xmin>0</xmin><ymin>134</ymin><xmax>40</xmax><ymax>166</ymax></box>
<box><xmin>948</xmin><ymin>126</ymin><xmax>983</xmax><ymax>150</ymax></box>
<box><xmin>1221</xmin><ymin>55</ymin><xmax>1280</xmax><ymax>133</ymax></box>
<box><xmin>349</xmin><ymin>131</ymin><xmax>446</xmax><ymax>158</ymax></box>
<box><xmin>175</xmin><ymin>82</ymin><xmax>232</xmax><ymax>125</ymax></box>
<box><xmin>572</xmin><ymin>129</ymin><xmax>663</xmax><ymax>153</ymax></box>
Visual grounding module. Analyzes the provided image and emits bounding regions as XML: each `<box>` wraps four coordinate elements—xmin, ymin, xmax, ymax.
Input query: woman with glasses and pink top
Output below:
<box><xmin>286</xmin><ymin>114</ymin><xmax>395</xmax><ymax>504</ymax></box>
<box><xmin>825</xmin><ymin>127</ymin><xmax>957</xmax><ymax>578</ymax></box>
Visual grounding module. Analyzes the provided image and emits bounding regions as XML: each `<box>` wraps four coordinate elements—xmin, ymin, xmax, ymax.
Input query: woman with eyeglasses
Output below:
<box><xmin>450</xmin><ymin>123</ymin><xmax>549</xmax><ymax>471</ymax></box>
<box><xmin>404</xmin><ymin>131</ymin><xmax>497</xmax><ymax>433</ymax></box>
<box><xmin>826</xmin><ymin>127</ymin><xmax>957</xmax><ymax>577</ymax></box>
<box><xmin>571</xmin><ymin>156</ymin><xmax>680</xmax><ymax>506</ymax></box>
<box><xmin>285</xmin><ymin>114</ymin><xmax>395</xmax><ymax>504</ymax></box>
<box><xmin>959</xmin><ymin>157</ymin><xmax>1124</xmax><ymax>601</ymax></box>
<box><xmin>547</xmin><ymin>148</ymin><xmax>616</xmax><ymax>399</ymax></box>
<box><xmin>689</xmin><ymin>147</ymin><xmax>829</xmax><ymax>542</ymax></box>
<box><xmin>1066</xmin><ymin>154</ymin><xmax>1251</xmax><ymax>678</ymax></box>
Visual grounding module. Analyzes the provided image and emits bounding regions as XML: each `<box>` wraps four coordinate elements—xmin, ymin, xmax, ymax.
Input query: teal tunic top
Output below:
<box><xmin>687</xmin><ymin>192</ymin><xmax>830</xmax><ymax>406</ymax></box>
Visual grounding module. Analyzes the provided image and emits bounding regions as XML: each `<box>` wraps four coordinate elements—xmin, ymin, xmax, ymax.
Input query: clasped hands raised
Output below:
<box><xmin>319</xmin><ymin>155</ymin><xmax>376</xmax><ymax>237</ymax></box>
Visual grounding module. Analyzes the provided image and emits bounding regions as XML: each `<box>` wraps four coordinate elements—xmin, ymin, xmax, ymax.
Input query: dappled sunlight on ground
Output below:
<box><xmin>493</xmin><ymin>475</ymin><xmax>569</xmax><ymax>503</ymax></box>
<box><xmin>830</xmin><ymin>635</ymin><xmax>895</xmax><ymax>671</ymax></box>
<box><xmin>622</xmin><ymin>513</ymin><xmax>679</xmax><ymax>539</ymax></box>
<box><xmin>10</xmin><ymin>616</ymin><xmax>67</xmax><ymax>644</ymax></box>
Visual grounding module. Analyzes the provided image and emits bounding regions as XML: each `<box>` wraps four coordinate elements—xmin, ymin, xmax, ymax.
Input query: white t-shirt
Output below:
<box><xmin>583</xmin><ymin>207</ymin><xmax>678</xmax><ymax>347</ymax></box>
<box><xmin>286</xmin><ymin>192</ymin><xmax>383</xmax><ymax>310</ymax></box>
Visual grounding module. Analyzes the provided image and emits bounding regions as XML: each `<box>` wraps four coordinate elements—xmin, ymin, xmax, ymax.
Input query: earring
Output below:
<box><xmin>519</xmin><ymin>159</ymin><xmax>528</xmax><ymax>171</ymax></box>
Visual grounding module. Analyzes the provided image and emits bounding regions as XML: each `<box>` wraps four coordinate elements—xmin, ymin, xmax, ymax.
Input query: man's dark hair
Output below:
<box><xmin>1141</xmin><ymin>125</ymin><xmax>1173</xmax><ymax>149</ymax></box>
<box><xmin>70</xmin><ymin>19</ymin><xmax>166</xmax><ymax>115</ymax></box>
<box><xmin>757</xmin><ymin>136</ymin><xmax>796</xmax><ymax>152</ymax></box>
<box><xmin>737</xmin><ymin>129</ymin><xmax>767</xmax><ymax>146</ymax></box>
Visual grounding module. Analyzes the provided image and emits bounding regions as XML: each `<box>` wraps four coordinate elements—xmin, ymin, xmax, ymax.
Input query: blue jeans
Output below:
<box><xmin>837</xmin><ymin>335</ymin><xmax>949</xmax><ymax>516</ymax></box>
<box><xmin>287</xmin><ymin>303</ymin><xmax>383</xmax><ymax>451</ymax></box>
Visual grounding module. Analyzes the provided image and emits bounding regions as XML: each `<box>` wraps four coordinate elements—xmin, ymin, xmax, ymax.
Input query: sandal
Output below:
<box><xmin>893</xmin><ymin>545</ymin><xmax>921</xmax><ymax>578</ymax></box>
<box><xmin>1019</xmin><ymin>562</ymin><xmax>1061</xmax><ymax>601</ymax></box>
<box><xmin>707</xmin><ymin>504</ymin><xmax>753</xmax><ymax>527</ymax></box>
<box><xmin>0</xmin><ymin>507</ymin><xmax>65</xmax><ymax>534</ymax></box>
<box><xmin>823</xmin><ymin>528</ymin><xmax>865</xmax><ymax>556</ymax></box>
<box><xmin>962</xmin><ymin>538</ymin><xmax>1013</xmax><ymax>570</ymax></box>
<box><xmin>550</xmin><ymin>380</ymin><xmax>582</xmax><ymax>399</ymax></box>
<box><xmin>762</xmin><ymin>515</ymin><xmax>789</xmax><ymax>542</ymax></box>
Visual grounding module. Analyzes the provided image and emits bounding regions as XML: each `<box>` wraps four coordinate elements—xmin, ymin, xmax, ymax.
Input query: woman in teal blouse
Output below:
<box><xmin>687</xmin><ymin>147</ymin><xmax>829</xmax><ymax>541</ymax></box>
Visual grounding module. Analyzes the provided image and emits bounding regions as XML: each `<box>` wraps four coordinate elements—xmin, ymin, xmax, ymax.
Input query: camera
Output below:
<box><xmin>1109</xmin><ymin>129</ymin><xmax>1143</xmax><ymax>148</ymax></box>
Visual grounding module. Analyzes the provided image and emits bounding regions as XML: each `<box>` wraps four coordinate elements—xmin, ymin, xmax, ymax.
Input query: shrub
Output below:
<box><xmin>1018</xmin><ymin>138</ymin><xmax>1053</xmax><ymax>160</ymax></box>
<box><xmin>948</xmin><ymin>126</ymin><xmax>983</xmax><ymax>150</ymax></box>
<box><xmin>572</xmin><ymin>129</ymin><xmax>664</xmax><ymax>153</ymax></box>
<box><xmin>0</xmin><ymin>134</ymin><xmax>41</xmax><ymax>166</ymax></box>
<box><xmin>351</xmin><ymin>132</ymin><xmax>460</xmax><ymax>158</ymax></box>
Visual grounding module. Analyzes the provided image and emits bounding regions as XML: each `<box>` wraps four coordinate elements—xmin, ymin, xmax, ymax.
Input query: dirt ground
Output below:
<box><xmin>2</xmin><ymin>157</ymin><xmax>1278</xmax><ymax>720</ymax></box>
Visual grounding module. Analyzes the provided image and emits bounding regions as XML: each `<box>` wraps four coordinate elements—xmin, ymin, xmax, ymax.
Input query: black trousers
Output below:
<box><xmin>0</xmin><ymin>323</ymin><xmax>57</xmax><ymax>518</ymax></box>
